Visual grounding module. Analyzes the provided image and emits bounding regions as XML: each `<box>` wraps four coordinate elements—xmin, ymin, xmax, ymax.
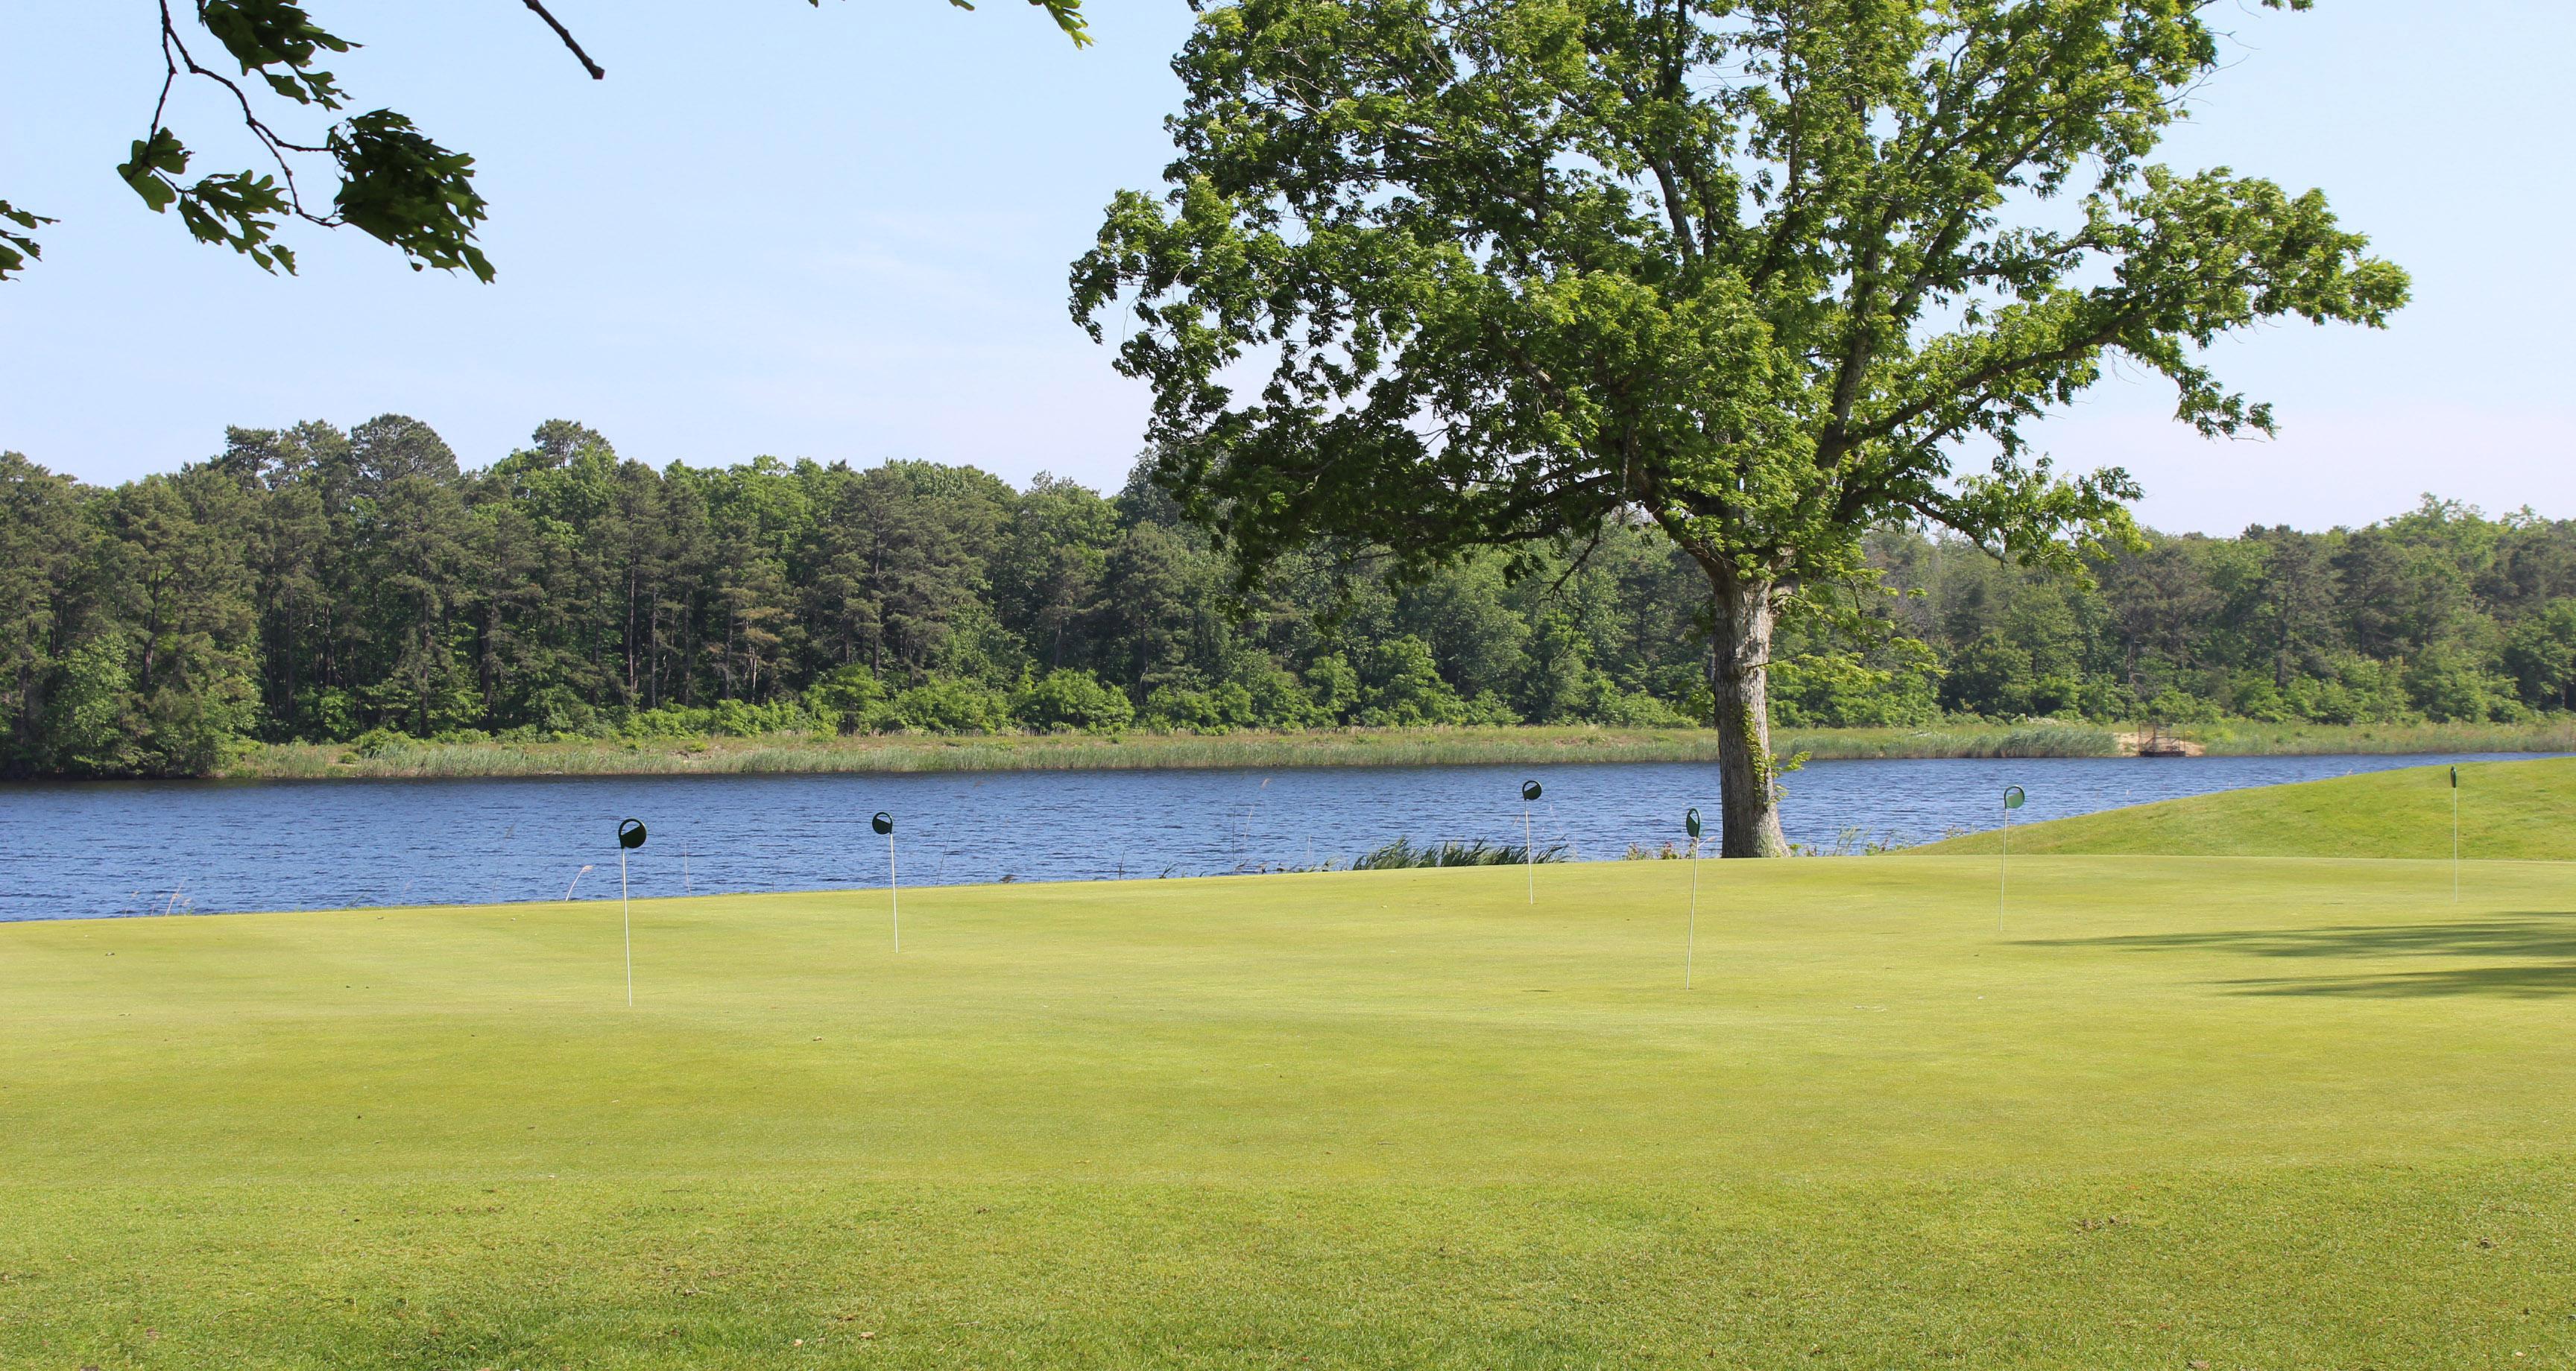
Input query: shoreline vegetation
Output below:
<box><xmin>227</xmin><ymin>718</ymin><xmax>2576</xmax><ymax>782</ymax></box>
<box><xmin>16</xmin><ymin>426</ymin><xmax>2576</xmax><ymax>791</ymax></box>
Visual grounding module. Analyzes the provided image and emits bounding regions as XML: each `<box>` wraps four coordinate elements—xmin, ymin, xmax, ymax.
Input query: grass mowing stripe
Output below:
<box><xmin>10</xmin><ymin>1165</ymin><xmax>2570</xmax><ymax>1368</ymax></box>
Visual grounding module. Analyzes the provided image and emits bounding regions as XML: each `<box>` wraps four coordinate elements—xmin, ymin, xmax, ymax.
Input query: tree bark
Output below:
<box><xmin>1706</xmin><ymin>566</ymin><xmax>1791</xmax><ymax>857</ymax></box>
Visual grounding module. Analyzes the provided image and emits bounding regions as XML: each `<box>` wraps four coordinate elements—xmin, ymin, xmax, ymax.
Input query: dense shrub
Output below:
<box><xmin>1771</xmin><ymin>650</ymin><xmax>1939</xmax><ymax>729</ymax></box>
<box><xmin>883</xmin><ymin>678</ymin><xmax>1007</xmax><ymax>734</ymax></box>
<box><xmin>806</xmin><ymin>663</ymin><xmax>888</xmax><ymax>733</ymax></box>
<box><xmin>1010</xmin><ymin>668</ymin><xmax>1134</xmax><ymax>733</ymax></box>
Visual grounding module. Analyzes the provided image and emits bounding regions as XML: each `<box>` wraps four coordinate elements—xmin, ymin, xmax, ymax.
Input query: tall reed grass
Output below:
<box><xmin>2178</xmin><ymin>719</ymin><xmax>2576</xmax><ymax>756</ymax></box>
<box><xmin>1778</xmin><ymin>721</ymin><xmax>2121</xmax><ymax>759</ymax></box>
<box><xmin>243</xmin><ymin>728</ymin><xmax>1736</xmax><ymax>779</ymax></box>
<box><xmin>231</xmin><ymin>715</ymin><xmax>2566</xmax><ymax>782</ymax></box>
<box><xmin>1349</xmin><ymin>837</ymin><xmax>1568</xmax><ymax>869</ymax></box>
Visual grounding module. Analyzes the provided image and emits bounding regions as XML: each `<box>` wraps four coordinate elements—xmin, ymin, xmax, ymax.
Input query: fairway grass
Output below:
<box><xmin>1918</xmin><ymin>756</ymin><xmax>2576</xmax><ymax>858</ymax></box>
<box><xmin>7</xmin><ymin>859</ymin><xmax>2575</xmax><ymax>1367</ymax></box>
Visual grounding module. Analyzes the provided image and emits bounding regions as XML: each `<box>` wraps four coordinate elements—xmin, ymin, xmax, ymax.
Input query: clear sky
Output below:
<box><xmin>3</xmin><ymin>1</ymin><xmax>2569</xmax><ymax>534</ymax></box>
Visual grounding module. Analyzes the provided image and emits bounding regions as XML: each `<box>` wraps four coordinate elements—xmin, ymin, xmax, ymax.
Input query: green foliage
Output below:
<box><xmin>1302</xmin><ymin>653</ymin><xmax>1362</xmax><ymax>724</ymax></box>
<box><xmin>1770</xmin><ymin>650</ymin><xmax>1938</xmax><ymax>729</ymax></box>
<box><xmin>44</xmin><ymin>636</ymin><xmax>139</xmax><ymax>776</ymax></box>
<box><xmin>712</xmin><ymin>699</ymin><xmax>815</xmax><ymax>737</ymax></box>
<box><xmin>885</xmin><ymin>677</ymin><xmax>1008</xmax><ymax>734</ymax></box>
<box><xmin>2402</xmin><ymin>645</ymin><xmax>2528</xmax><ymax>724</ymax></box>
<box><xmin>1075</xmin><ymin>0</ymin><xmax>2404</xmax><ymax>851</ymax></box>
<box><xmin>2500</xmin><ymin>601</ymin><xmax>2576</xmax><ymax>711</ymax></box>
<box><xmin>619</xmin><ymin>700</ymin><xmax>821</xmax><ymax>739</ymax></box>
<box><xmin>1138</xmin><ymin>679</ymin><xmax>1254</xmax><ymax>732</ymax></box>
<box><xmin>346</xmin><ymin>725</ymin><xmax>410</xmax><ymax>759</ymax></box>
<box><xmin>133</xmin><ymin>664</ymin><xmax>259</xmax><ymax>775</ymax></box>
<box><xmin>805</xmin><ymin>663</ymin><xmax>888</xmax><ymax>733</ymax></box>
<box><xmin>200</xmin><ymin>1</ymin><xmax>355</xmax><ymax>106</ymax></box>
<box><xmin>1358</xmin><ymin>636</ymin><xmax>1518</xmax><ymax>727</ymax></box>
<box><xmin>327</xmin><ymin>112</ymin><xmax>493</xmax><ymax>282</ymax></box>
<box><xmin>0</xmin><ymin>199</ymin><xmax>57</xmax><ymax>280</ymax></box>
<box><xmin>1009</xmin><ymin>668</ymin><xmax>1134</xmax><ymax>733</ymax></box>
<box><xmin>1812</xmin><ymin>500</ymin><xmax>2576</xmax><ymax>732</ymax></box>
<box><xmin>10</xmin><ymin>414</ymin><xmax>2576</xmax><ymax>777</ymax></box>
<box><xmin>1591</xmin><ymin>688</ymin><xmax>1694</xmax><ymax>729</ymax></box>
<box><xmin>118</xmin><ymin>130</ymin><xmax>300</xmax><ymax>274</ymax></box>
<box><xmin>918</xmin><ymin>0</ymin><xmax>1089</xmax><ymax>45</ymax></box>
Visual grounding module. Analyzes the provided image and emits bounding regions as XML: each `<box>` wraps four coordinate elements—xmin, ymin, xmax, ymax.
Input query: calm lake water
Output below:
<box><xmin>0</xmin><ymin>753</ymin><xmax>2546</xmax><ymax>922</ymax></box>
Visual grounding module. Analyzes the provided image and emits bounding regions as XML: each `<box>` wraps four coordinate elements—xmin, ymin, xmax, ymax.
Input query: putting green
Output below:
<box><xmin>5</xmin><ymin>857</ymin><xmax>2574</xmax><ymax>1367</ymax></box>
<box><xmin>1916</xmin><ymin>756</ymin><xmax>2576</xmax><ymax>858</ymax></box>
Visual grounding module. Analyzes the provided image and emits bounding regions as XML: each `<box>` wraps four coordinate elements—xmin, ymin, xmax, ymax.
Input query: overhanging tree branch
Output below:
<box><xmin>520</xmin><ymin>0</ymin><xmax>607</xmax><ymax>80</ymax></box>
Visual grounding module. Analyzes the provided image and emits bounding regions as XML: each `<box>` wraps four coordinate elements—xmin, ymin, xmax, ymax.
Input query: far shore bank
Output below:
<box><xmin>211</xmin><ymin>718</ymin><xmax>2576</xmax><ymax>782</ymax></box>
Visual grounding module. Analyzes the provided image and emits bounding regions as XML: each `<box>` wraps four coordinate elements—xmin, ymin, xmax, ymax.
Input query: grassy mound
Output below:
<box><xmin>1912</xmin><ymin>756</ymin><xmax>2576</xmax><ymax>858</ymax></box>
<box><xmin>7</xmin><ymin>859</ymin><xmax>2575</xmax><ymax>1367</ymax></box>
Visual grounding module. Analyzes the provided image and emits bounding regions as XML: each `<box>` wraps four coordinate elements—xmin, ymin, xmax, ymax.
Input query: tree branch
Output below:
<box><xmin>520</xmin><ymin>0</ymin><xmax>607</xmax><ymax>80</ymax></box>
<box><xmin>1860</xmin><ymin>305</ymin><xmax>2145</xmax><ymax>451</ymax></box>
<box><xmin>154</xmin><ymin>1</ymin><xmax>332</xmax><ymax>224</ymax></box>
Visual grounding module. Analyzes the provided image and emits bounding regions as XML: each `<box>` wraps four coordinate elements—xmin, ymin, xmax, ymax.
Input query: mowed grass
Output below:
<box><xmin>1919</xmin><ymin>756</ymin><xmax>2576</xmax><ymax>858</ymax></box>
<box><xmin>7</xmin><ymin>857</ymin><xmax>2576</xmax><ymax>1367</ymax></box>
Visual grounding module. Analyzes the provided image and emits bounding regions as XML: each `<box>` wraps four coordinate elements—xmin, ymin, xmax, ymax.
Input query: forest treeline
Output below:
<box><xmin>4</xmin><ymin>416</ymin><xmax>2575</xmax><ymax>777</ymax></box>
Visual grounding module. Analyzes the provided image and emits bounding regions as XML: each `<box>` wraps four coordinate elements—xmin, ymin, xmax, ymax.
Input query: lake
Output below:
<box><xmin>0</xmin><ymin>752</ymin><xmax>2545</xmax><ymax>921</ymax></box>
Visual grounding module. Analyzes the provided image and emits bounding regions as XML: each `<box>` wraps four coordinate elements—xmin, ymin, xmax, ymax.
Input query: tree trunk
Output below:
<box><xmin>1706</xmin><ymin>567</ymin><xmax>1790</xmax><ymax>857</ymax></box>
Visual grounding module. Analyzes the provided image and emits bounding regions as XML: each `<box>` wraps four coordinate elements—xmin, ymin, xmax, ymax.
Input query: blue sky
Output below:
<box><xmin>3</xmin><ymin>1</ymin><xmax>2569</xmax><ymax>534</ymax></box>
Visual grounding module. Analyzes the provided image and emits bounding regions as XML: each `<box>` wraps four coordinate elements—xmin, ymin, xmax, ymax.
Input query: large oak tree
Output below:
<box><xmin>1073</xmin><ymin>0</ymin><xmax>2408</xmax><ymax>854</ymax></box>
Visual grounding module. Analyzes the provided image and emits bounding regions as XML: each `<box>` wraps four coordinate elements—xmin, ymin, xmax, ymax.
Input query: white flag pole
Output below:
<box><xmin>1684</xmin><ymin>807</ymin><xmax>1704</xmax><ymax>990</ymax></box>
<box><xmin>1520</xmin><ymin>780</ymin><xmax>1542</xmax><ymax>905</ymax></box>
<box><xmin>1998</xmin><ymin>786</ymin><xmax>2024</xmax><ymax>934</ymax></box>
<box><xmin>873</xmin><ymin>811</ymin><xmax>900</xmax><ymax>951</ymax></box>
<box><xmin>615</xmin><ymin>819</ymin><xmax>648</xmax><ymax>1008</ymax></box>
<box><xmin>2451</xmin><ymin>766</ymin><xmax>2460</xmax><ymax>902</ymax></box>
<box><xmin>1687</xmin><ymin>839</ymin><xmax>1699</xmax><ymax>990</ymax></box>
<box><xmin>619</xmin><ymin>846</ymin><xmax>633</xmax><ymax>1008</ymax></box>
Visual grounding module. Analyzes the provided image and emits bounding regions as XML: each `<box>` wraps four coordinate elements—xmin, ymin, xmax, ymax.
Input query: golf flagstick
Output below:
<box><xmin>616</xmin><ymin>819</ymin><xmax>648</xmax><ymax>1007</ymax></box>
<box><xmin>1521</xmin><ymin>779</ymin><xmax>1543</xmax><ymax>904</ymax></box>
<box><xmin>1684</xmin><ymin>807</ymin><xmax>1703</xmax><ymax>990</ymax></box>
<box><xmin>873</xmin><ymin>811</ymin><xmax>899</xmax><ymax>951</ymax></box>
<box><xmin>1998</xmin><ymin>785</ymin><xmax>2024</xmax><ymax>933</ymax></box>
<box><xmin>1242</xmin><ymin>776</ymin><xmax>1272</xmax><ymax>864</ymax></box>
<box><xmin>2451</xmin><ymin>766</ymin><xmax>2460</xmax><ymax>902</ymax></box>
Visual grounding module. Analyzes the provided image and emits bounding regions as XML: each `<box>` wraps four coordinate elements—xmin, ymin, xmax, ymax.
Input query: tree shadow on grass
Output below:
<box><xmin>2219</xmin><ymin>962</ymin><xmax>2576</xmax><ymax>998</ymax></box>
<box><xmin>2020</xmin><ymin>914</ymin><xmax>2576</xmax><ymax>998</ymax></box>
